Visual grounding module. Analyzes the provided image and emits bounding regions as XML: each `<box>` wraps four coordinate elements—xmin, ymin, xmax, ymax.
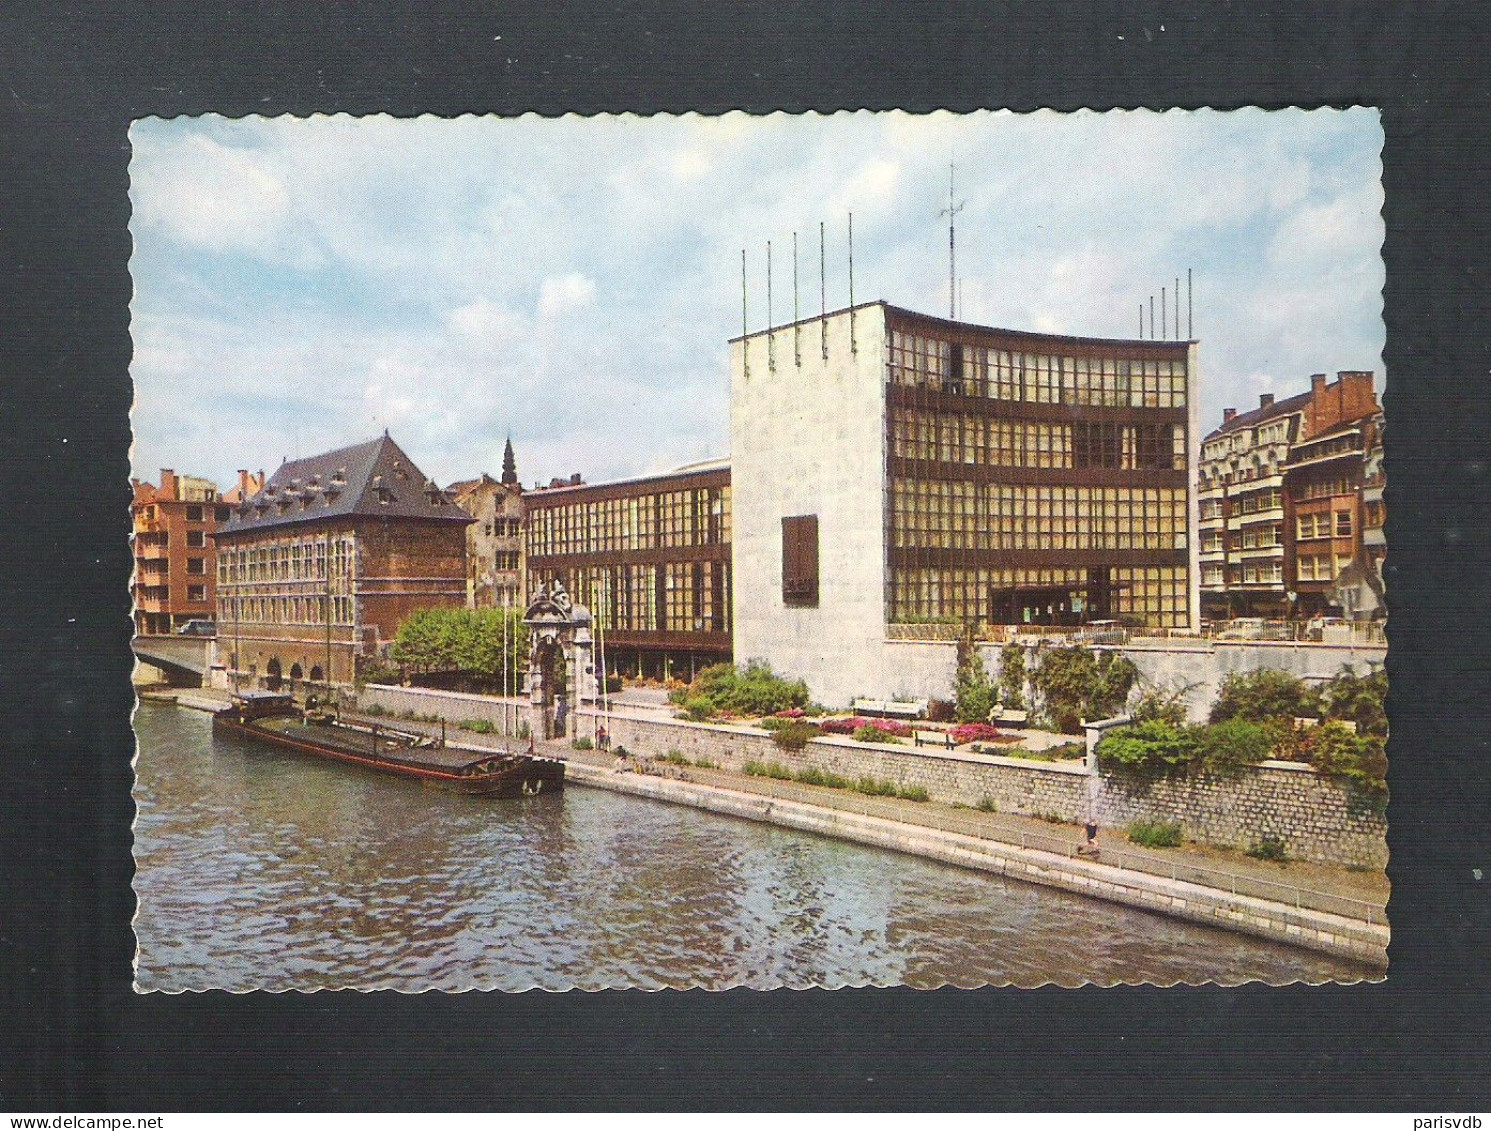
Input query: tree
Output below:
<box><xmin>1319</xmin><ymin>664</ymin><xmax>1387</xmax><ymax>738</ymax></box>
<box><xmin>389</xmin><ymin>606</ymin><xmax>528</xmax><ymax>690</ymax></box>
<box><xmin>1030</xmin><ymin>646</ymin><xmax>1138</xmax><ymax>734</ymax></box>
<box><xmin>954</xmin><ymin>629</ymin><xmax>997</xmax><ymax>723</ymax></box>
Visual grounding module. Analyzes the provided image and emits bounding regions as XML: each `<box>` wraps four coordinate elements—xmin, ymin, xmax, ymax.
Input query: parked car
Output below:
<box><xmin>176</xmin><ymin>619</ymin><xmax>217</xmax><ymax>637</ymax></box>
<box><xmin>1218</xmin><ymin>618</ymin><xmax>1267</xmax><ymax>640</ymax></box>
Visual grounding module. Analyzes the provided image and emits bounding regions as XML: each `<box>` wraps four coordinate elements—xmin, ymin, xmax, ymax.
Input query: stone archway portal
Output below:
<box><xmin>523</xmin><ymin>580</ymin><xmax>595</xmax><ymax>742</ymax></box>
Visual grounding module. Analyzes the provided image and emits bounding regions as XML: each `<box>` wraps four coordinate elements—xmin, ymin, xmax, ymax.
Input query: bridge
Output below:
<box><xmin>132</xmin><ymin>635</ymin><xmax>215</xmax><ymax>686</ymax></box>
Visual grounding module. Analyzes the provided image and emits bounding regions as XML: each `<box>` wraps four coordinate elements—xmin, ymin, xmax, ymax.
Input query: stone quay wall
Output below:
<box><xmin>578</xmin><ymin>709</ymin><xmax>1387</xmax><ymax>870</ymax></box>
<box><xmin>358</xmin><ymin>683</ymin><xmax>527</xmax><ymax>732</ymax></box>
<box><xmin>346</xmin><ymin>686</ymin><xmax>1385</xmax><ymax>870</ymax></box>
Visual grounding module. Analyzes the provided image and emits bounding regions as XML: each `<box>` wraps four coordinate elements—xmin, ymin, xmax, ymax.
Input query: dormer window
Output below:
<box><xmin>393</xmin><ymin>462</ymin><xmax>409</xmax><ymax>481</ymax></box>
<box><xmin>372</xmin><ymin>474</ymin><xmax>394</xmax><ymax>504</ymax></box>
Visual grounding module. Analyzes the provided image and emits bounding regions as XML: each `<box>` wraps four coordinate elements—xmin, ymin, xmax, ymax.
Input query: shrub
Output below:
<box><xmin>1045</xmin><ymin>742</ymin><xmax>1086</xmax><ymax>761</ymax></box>
<box><xmin>1128</xmin><ymin>820</ymin><xmax>1183</xmax><ymax>848</ymax></box>
<box><xmin>1246</xmin><ymin>835</ymin><xmax>1290</xmax><ymax>862</ymax></box>
<box><xmin>1031</xmin><ymin>646</ymin><xmax>1138</xmax><ymax>734</ymax></box>
<box><xmin>975</xmin><ymin>796</ymin><xmax>998</xmax><ymax>813</ymax></box>
<box><xmin>1305</xmin><ymin>720</ymin><xmax>1388</xmax><ymax>813</ymax></box>
<box><xmin>571</xmin><ymin>736</ymin><xmax>594</xmax><ymax>750</ymax></box>
<box><xmin>1097</xmin><ymin>720</ymin><xmax>1198</xmax><ymax>777</ymax></box>
<box><xmin>771</xmin><ymin>722</ymin><xmax>822</xmax><ymax>751</ymax></box>
<box><xmin>357</xmin><ymin>659</ymin><xmax>404</xmax><ymax>688</ymax></box>
<box><xmin>773</xmin><ymin>707</ymin><xmax>806</xmax><ymax>719</ymax></box>
<box><xmin>742</xmin><ymin>760</ymin><xmax>768</xmax><ymax>777</ymax></box>
<box><xmin>661</xmin><ymin>750</ymin><xmax>690</xmax><ymax>765</ymax></box>
<box><xmin>854</xmin><ymin>776</ymin><xmax>901</xmax><ymax>797</ymax></box>
<box><xmin>763</xmin><ymin>761</ymin><xmax>794</xmax><ymax>780</ymax></box>
<box><xmin>1130</xmin><ymin>680</ymin><xmax>1194</xmax><ymax>727</ymax></box>
<box><xmin>795</xmin><ymin>767</ymin><xmax>854</xmax><ymax>790</ymax></box>
<box><xmin>693</xmin><ymin>757</ymin><xmax>719</xmax><ymax>769</ymax></box>
<box><xmin>516</xmin><ymin>721</ymin><xmax>530</xmax><ymax>740</ymax></box>
<box><xmin>954</xmin><ymin>628</ymin><xmax>997</xmax><ymax>722</ymax></box>
<box><xmin>949</xmin><ymin>721</ymin><xmax>1005</xmax><ymax>745</ymax></box>
<box><xmin>926</xmin><ymin>698</ymin><xmax>957</xmax><ymax>723</ymax></box>
<box><xmin>1209</xmin><ymin>668</ymin><xmax>1319</xmax><ymax>725</ymax></box>
<box><xmin>1320</xmin><ymin>664</ymin><xmax>1388</xmax><ymax>738</ymax></box>
<box><xmin>852</xmin><ymin>724</ymin><xmax>902</xmax><ymax>744</ymax></box>
<box><xmin>363</xmin><ymin>703</ymin><xmax>387</xmax><ymax>717</ymax></box>
<box><xmin>680</xmin><ymin>696</ymin><xmax>716</xmax><ymax>722</ymax></box>
<box><xmin>611</xmin><ymin>743</ymin><xmax>628</xmax><ymax>758</ymax></box>
<box><xmin>998</xmin><ymin>643</ymin><xmax>1027</xmax><ymax>710</ymax></box>
<box><xmin>820</xmin><ymin>716</ymin><xmax>912</xmax><ymax>737</ymax></box>
<box><xmin>679</xmin><ymin>660</ymin><xmax>810</xmax><ymax>717</ymax></box>
<box><xmin>758</xmin><ymin>715</ymin><xmax>791</xmax><ymax>731</ymax></box>
<box><xmin>462</xmin><ymin>718</ymin><xmax>495</xmax><ymax>734</ymax></box>
<box><xmin>897</xmin><ymin>785</ymin><xmax>931</xmax><ymax>802</ymax></box>
<box><xmin>1192</xmin><ymin>718</ymin><xmax>1272</xmax><ymax>777</ymax></box>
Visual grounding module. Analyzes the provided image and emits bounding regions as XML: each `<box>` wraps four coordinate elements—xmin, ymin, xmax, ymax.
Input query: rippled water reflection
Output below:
<box><xmin>133</xmin><ymin>702</ymin><xmax>1370</xmax><ymax>990</ymax></box>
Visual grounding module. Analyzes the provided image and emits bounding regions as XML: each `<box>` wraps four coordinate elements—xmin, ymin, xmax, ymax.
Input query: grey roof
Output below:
<box><xmin>218</xmin><ymin>433</ymin><xmax>473</xmax><ymax>536</ymax></box>
<box><xmin>1204</xmin><ymin>389</ymin><xmax>1313</xmax><ymax>442</ymax></box>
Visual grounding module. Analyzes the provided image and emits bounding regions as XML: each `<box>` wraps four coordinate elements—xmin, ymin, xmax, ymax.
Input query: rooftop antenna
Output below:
<box><xmin>819</xmin><ymin>220</ymin><xmax>828</xmax><ymax>360</ymax></box>
<box><xmin>940</xmin><ymin>161</ymin><xmax>965</xmax><ymax>320</ymax></box>
<box><xmin>1139</xmin><ymin>302</ymin><xmax>1144</xmax><ymax>340</ymax></box>
<box><xmin>766</xmin><ymin>239</ymin><xmax>775</xmax><ymax>371</ymax></box>
<box><xmin>1149</xmin><ymin>294</ymin><xmax>1155</xmax><ymax>340</ymax></box>
<box><xmin>848</xmin><ymin>211</ymin><xmax>857</xmax><ymax>352</ymax></box>
<box><xmin>1188</xmin><ymin>267</ymin><xmax>1194</xmax><ymax>339</ymax></box>
<box><xmin>792</xmin><ymin>230</ymin><xmax>801</xmax><ymax>366</ymax></box>
<box><xmin>1161</xmin><ymin>285</ymin><xmax>1167</xmax><ymax>339</ymax></box>
<box><xmin>740</xmin><ymin>248</ymin><xmax>749</xmax><ymax>378</ymax></box>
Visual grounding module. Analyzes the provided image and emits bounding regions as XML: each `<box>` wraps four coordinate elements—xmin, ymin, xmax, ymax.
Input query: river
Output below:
<box><xmin>131</xmin><ymin>701</ymin><xmax>1372</xmax><ymax>990</ymax></box>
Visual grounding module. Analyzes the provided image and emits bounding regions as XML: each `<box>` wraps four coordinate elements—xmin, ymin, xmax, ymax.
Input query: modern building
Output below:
<box><xmin>1284</xmin><ymin>372</ymin><xmax>1381</xmax><ymax>617</ymax></box>
<box><xmin>524</xmin><ymin>458</ymin><xmax>732</xmax><ymax>680</ymax></box>
<box><xmin>215</xmin><ymin>433</ymin><xmax>472</xmax><ymax>689</ymax></box>
<box><xmin>1197</xmin><ymin>393</ymin><xmax>1307</xmax><ymax>618</ymax></box>
<box><xmin>730</xmin><ymin>301</ymin><xmax>1199</xmax><ymax>706</ymax></box>
<box><xmin>132</xmin><ymin>469</ymin><xmax>230</xmax><ymax>636</ymax></box>
<box><xmin>449</xmin><ymin>438</ymin><xmax>526</xmax><ymax>610</ymax></box>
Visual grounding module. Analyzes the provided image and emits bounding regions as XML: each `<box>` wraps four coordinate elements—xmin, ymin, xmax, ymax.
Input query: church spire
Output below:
<box><xmin>500</xmin><ymin>435</ymin><xmax>518</xmax><ymax>486</ymax></box>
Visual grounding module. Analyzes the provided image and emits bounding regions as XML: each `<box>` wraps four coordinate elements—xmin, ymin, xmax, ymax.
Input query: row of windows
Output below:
<box><xmin>889</xmin><ymin>408</ymin><xmax>1183</xmax><ymax>471</ymax></box>
<box><xmin>888</xmin><ymin>566</ymin><xmax>1189</xmax><ymax>628</ymax></box>
<box><xmin>889</xmin><ymin>481</ymin><xmax>1188</xmax><ymax>552</ymax></box>
<box><xmin>888</xmin><ymin>332</ymin><xmax>1189</xmax><ymax>408</ymax></box>
<box><xmin>1298</xmin><ymin>511</ymin><xmax>1353</xmax><ymax>539</ymax></box>
<box><xmin>1202</xmin><ymin>523</ymin><xmax>1285</xmax><ymax>553</ymax></box>
<box><xmin>483</xmin><ymin>518</ymin><xmax>523</xmax><ymax>537</ymax></box>
<box><xmin>218</xmin><ymin>536</ymin><xmax>354</xmax><ymax>585</ymax></box>
<box><xmin>1234</xmin><ymin>488</ymin><xmax>1283</xmax><ymax>514</ymax></box>
<box><xmin>529</xmin><ymin>560</ymin><xmax>731</xmax><ymax>636</ymax></box>
<box><xmin>221</xmin><ymin>594</ymin><xmax>354</xmax><ymax>626</ymax></box>
<box><xmin>527</xmin><ymin>485</ymin><xmax>731</xmax><ymax>558</ymax></box>
<box><xmin>135</xmin><ymin>584</ymin><xmax>208</xmax><ymax>603</ymax></box>
<box><xmin>1295</xmin><ymin>475</ymin><xmax>1357</xmax><ymax>501</ymax></box>
<box><xmin>1297</xmin><ymin>553</ymin><xmax>1352</xmax><ymax>582</ymax></box>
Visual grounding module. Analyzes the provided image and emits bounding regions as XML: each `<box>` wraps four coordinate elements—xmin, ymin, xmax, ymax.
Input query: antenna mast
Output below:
<box><xmin>940</xmin><ymin>162</ymin><xmax>965</xmax><ymax>320</ymax></box>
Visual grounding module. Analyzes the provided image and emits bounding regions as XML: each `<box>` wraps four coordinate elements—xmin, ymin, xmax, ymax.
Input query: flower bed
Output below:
<box><xmin>820</xmin><ymin>716</ymin><xmax>912</xmax><ymax>737</ymax></box>
<box><xmin>948</xmin><ymin>721</ymin><xmax>1010</xmax><ymax>746</ymax></box>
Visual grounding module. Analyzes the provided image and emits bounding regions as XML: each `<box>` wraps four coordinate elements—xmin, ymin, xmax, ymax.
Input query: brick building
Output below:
<box><xmin>1198</xmin><ymin>370</ymin><xmax>1381</xmax><ymax>620</ymax></box>
<box><xmin>449</xmin><ymin>438</ymin><xmax>526</xmax><ymax>611</ymax></box>
<box><xmin>1285</xmin><ymin>372</ymin><xmax>1381</xmax><ymax>617</ymax></box>
<box><xmin>215</xmin><ymin>433</ymin><xmax>472</xmax><ymax>690</ymax></box>
<box><xmin>132</xmin><ymin>469</ymin><xmax>230</xmax><ymax>636</ymax></box>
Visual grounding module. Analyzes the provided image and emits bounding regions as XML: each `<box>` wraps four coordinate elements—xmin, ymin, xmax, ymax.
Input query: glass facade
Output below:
<box><xmin>525</xmin><ymin>472</ymin><xmax>732</xmax><ymax>663</ymax></box>
<box><xmin>885</xmin><ymin>320</ymin><xmax>1192</xmax><ymax>628</ymax></box>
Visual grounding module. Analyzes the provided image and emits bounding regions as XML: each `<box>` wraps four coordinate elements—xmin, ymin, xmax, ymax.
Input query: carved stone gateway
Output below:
<box><xmin>523</xmin><ymin>579</ymin><xmax>596</xmax><ymax>741</ymax></box>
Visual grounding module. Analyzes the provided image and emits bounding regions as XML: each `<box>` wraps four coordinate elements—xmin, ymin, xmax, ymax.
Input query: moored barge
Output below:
<box><xmin>213</xmin><ymin>691</ymin><xmax>564</xmax><ymax>797</ymax></box>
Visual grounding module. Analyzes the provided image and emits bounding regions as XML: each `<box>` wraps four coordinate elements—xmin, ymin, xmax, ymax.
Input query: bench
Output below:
<box><xmin>991</xmin><ymin>708</ymin><xmax>1029</xmax><ymax>728</ymax></box>
<box><xmin>852</xmin><ymin>697</ymin><xmax>927</xmax><ymax>720</ymax></box>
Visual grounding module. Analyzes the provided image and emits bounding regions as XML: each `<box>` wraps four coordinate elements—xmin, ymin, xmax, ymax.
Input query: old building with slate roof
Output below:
<box><xmin>215</xmin><ymin>433</ymin><xmax>472</xmax><ymax>689</ymax></box>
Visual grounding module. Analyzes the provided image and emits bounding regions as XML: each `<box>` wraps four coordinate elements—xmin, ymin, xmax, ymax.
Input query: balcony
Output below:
<box><xmin>1237</xmin><ymin>543</ymin><xmax>1285</xmax><ymax>558</ymax></box>
<box><xmin>137</xmin><ymin>538</ymin><xmax>170</xmax><ymax>560</ymax></box>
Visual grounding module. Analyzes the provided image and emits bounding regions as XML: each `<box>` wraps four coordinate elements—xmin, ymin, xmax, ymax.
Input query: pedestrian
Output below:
<box><xmin>597</xmin><ymin>724</ymin><xmax>609</xmax><ymax>752</ymax></box>
<box><xmin>1084</xmin><ymin>820</ymin><xmax>1099</xmax><ymax>854</ymax></box>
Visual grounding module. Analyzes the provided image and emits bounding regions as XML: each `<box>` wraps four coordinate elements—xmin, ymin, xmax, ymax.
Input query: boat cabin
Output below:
<box><xmin>229</xmin><ymin>691</ymin><xmax>297</xmax><ymax>721</ymax></box>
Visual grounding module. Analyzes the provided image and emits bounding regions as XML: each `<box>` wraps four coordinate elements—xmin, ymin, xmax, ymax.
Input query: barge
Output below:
<box><xmin>213</xmin><ymin>691</ymin><xmax>564</xmax><ymax>797</ymax></box>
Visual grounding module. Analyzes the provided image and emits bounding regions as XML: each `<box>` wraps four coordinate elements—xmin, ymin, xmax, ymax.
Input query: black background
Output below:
<box><xmin>2</xmin><ymin>0</ymin><xmax>1488</xmax><ymax>1111</ymax></box>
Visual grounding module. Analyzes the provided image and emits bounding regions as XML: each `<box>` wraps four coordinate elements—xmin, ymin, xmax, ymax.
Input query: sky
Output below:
<box><xmin>128</xmin><ymin>109</ymin><xmax>1384</xmax><ymax>490</ymax></box>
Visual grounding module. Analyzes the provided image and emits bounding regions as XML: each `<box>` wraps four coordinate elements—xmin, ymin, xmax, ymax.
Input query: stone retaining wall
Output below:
<box><xmin>348</xmin><ymin>685</ymin><xmax>1385</xmax><ymax>870</ymax></box>
<box><xmin>579</xmin><ymin>708</ymin><xmax>1387</xmax><ymax>870</ymax></box>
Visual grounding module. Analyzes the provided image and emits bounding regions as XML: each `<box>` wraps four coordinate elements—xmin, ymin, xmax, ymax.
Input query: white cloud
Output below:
<box><xmin>536</xmin><ymin>273</ymin><xmax>597</xmax><ymax>320</ymax></box>
<box><xmin>128</xmin><ymin>110</ymin><xmax>1384</xmax><ymax>490</ymax></box>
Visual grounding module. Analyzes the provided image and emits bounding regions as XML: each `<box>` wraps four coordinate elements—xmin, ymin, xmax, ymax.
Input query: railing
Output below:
<box><xmin>648</xmin><ymin>768</ymin><xmax>1385</xmax><ymax>927</ymax></box>
<box><xmin>887</xmin><ymin>619</ymin><xmax>1386</xmax><ymax>647</ymax></box>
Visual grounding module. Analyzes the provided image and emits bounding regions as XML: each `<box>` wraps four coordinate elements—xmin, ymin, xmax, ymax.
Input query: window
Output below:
<box><xmin>1335</xmin><ymin>510</ymin><xmax>1353</xmax><ymax>537</ymax></box>
<box><xmin>186</xmin><ymin>505</ymin><xmax>203</xmax><ymax>522</ymax></box>
<box><xmin>186</xmin><ymin>557</ymin><xmax>205</xmax><ymax>575</ymax></box>
<box><xmin>187</xmin><ymin>585</ymin><xmax>205</xmax><ymax>602</ymax></box>
<box><xmin>215</xmin><ymin>505</ymin><xmax>231</xmax><ymax>522</ymax></box>
<box><xmin>1073</xmin><ymin>422</ymin><xmax>1121</xmax><ymax>469</ymax></box>
<box><xmin>187</xmin><ymin>530</ymin><xmax>206</xmax><ymax>548</ymax></box>
<box><xmin>781</xmin><ymin>515</ymin><xmax>819</xmax><ymax>607</ymax></box>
